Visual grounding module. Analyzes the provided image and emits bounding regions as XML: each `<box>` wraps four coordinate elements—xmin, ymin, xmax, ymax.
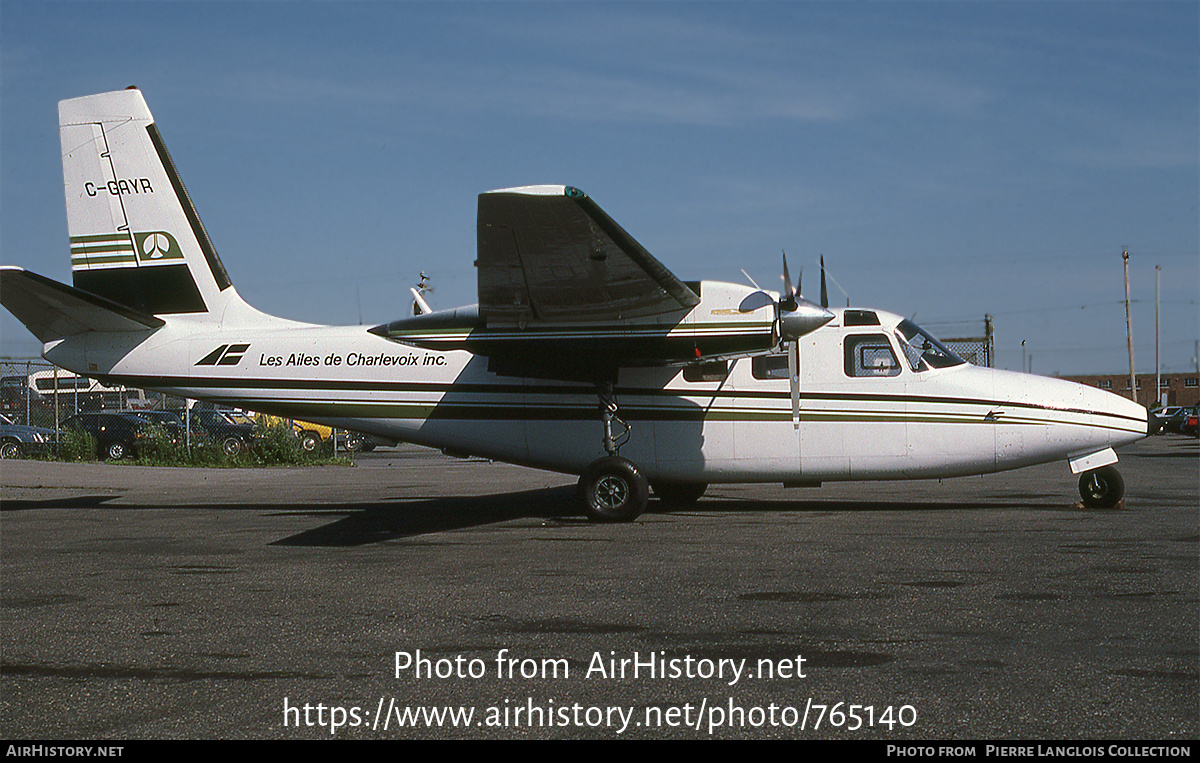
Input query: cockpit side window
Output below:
<box><xmin>895</xmin><ymin>319</ymin><xmax>966</xmax><ymax>371</ymax></box>
<box><xmin>844</xmin><ymin>334</ymin><xmax>901</xmax><ymax>377</ymax></box>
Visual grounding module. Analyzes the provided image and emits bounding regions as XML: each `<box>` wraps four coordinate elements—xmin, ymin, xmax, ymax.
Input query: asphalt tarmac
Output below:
<box><xmin>2</xmin><ymin>435</ymin><xmax>1196</xmax><ymax>740</ymax></box>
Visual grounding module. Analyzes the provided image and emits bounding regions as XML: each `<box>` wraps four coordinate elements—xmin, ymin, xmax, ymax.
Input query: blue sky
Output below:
<box><xmin>2</xmin><ymin>1</ymin><xmax>1196</xmax><ymax>375</ymax></box>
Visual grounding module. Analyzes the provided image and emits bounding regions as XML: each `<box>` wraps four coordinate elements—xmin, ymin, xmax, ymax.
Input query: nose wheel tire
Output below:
<box><xmin>1079</xmin><ymin>465</ymin><xmax>1124</xmax><ymax>508</ymax></box>
<box><xmin>578</xmin><ymin>456</ymin><xmax>649</xmax><ymax>523</ymax></box>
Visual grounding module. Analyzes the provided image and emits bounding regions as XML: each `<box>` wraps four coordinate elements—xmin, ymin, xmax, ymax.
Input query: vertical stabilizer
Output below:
<box><xmin>59</xmin><ymin>88</ymin><xmax>234</xmax><ymax>317</ymax></box>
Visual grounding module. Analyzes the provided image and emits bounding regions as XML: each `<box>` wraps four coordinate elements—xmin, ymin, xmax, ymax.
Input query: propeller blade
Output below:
<box><xmin>780</xmin><ymin>252</ymin><xmax>797</xmax><ymax>311</ymax></box>
<box><xmin>788</xmin><ymin>339</ymin><xmax>800</xmax><ymax>429</ymax></box>
<box><xmin>820</xmin><ymin>255</ymin><xmax>829</xmax><ymax>309</ymax></box>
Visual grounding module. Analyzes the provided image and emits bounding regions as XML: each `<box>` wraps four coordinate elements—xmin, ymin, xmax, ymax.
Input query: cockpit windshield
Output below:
<box><xmin>895</xmin><ymin>319</ymin><xmax>966</xmax><ymax>371</ymax></box>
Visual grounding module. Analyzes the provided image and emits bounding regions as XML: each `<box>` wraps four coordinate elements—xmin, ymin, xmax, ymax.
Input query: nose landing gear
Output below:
<box><xmin>1079</xmin><ymin>465</ymin><xmax>1124</xmax><ymax>508</ymax></box>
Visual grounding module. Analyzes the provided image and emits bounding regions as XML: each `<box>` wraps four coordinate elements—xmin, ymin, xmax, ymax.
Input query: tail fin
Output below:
<box><xmin>59</xmin><ymin>88</ymin><xmax>233</xmax><ymax>316</ymax></box>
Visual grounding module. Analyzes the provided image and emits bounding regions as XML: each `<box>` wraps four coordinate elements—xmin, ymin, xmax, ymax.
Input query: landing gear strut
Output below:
<box><xmin>596</xmin><ymin>381</ymin><xmax>630</xmax><ymax>456</ymax></box>
<box><xmin>578</xmin><ymin>382</ymin><xmax>647</xmax><ymax>522</ymax></box>
<box><xmin>1078</xmin><ymin>465</ymin><xmax>1124</xmax><ymax>508</ymax></box>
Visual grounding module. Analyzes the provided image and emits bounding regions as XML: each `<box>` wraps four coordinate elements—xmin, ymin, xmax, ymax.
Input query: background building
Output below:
<box><xmin>1058</xmin><ymin>372</ymin><xmax>1199</xmax><ymax>409</ymax></box>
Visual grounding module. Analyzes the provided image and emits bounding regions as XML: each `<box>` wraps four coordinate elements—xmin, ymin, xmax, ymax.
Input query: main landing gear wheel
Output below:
<box><xmin>578</xmin><ymin>456</ymin><xmax>649</xmax><ymax>523</ymax></box>
<box><xmin>1079</xmin><ymin>465</ymin><xmax>1124</xmax><ymax>508</ymax></box>
<box><xmin>651</xmin><ymin>481</ymin><xmax>707</xmax><ymax>507</ymax></box>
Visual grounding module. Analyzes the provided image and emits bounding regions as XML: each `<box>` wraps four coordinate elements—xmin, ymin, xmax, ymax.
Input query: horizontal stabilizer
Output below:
<box><xmin>0</xmin><ymin>266</ymin><xmax>164</xmax><ymax>342</ymax></box>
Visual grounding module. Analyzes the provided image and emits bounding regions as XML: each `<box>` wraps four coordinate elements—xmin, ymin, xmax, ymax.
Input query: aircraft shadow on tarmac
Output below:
<box><xmin>0</xmin><ymin>488</ymin><xmax>1077</xmax><ymax>546</ymax></box>
<box><xmin>268</xmin><ymin>490</ymin><xmax>1068</xmax><ymax>546</ymax></box>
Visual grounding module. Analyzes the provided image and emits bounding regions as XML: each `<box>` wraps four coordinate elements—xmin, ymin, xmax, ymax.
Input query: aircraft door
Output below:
<box><xmin>840</xmin><ymin>333</ymin><xmax>907</xmax><ymax>478</ymax></box>
<box><xmin>737</xmin><ymin>354</ymin><xmax>800</xmax><ymax>477</ymax></box>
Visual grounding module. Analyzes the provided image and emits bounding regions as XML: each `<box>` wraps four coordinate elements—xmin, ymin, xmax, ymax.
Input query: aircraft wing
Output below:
<box><xmin>477</xmin><ymin>186</ymin><xmax>700</xmax><ymax>324</ymax></box>
<box><xmin>372</xmin><ymin>186</ymin><xmax>781</xmax><ymax>382</ymax></box>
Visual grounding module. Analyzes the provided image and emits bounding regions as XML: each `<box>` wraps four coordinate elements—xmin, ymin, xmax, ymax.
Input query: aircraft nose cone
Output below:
<box><xmin>779</xmin><ymin>299</ymin><xmax>834</xmax><ymax>341</ymax></box>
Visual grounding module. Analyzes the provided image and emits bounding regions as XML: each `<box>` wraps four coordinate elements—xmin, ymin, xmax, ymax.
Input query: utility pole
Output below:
<box><xmin>984</xmin><ymin>314</ymin><xmax>993</xmax><ymax>368</ymax></box>
<box><xmin>1155</xmin><ymin>265</ymin><xmax>1161</xmax><ymax>407</ymax></box>
<box><xmin>1123</xmin><ymin>250</ymin><xmax>1136</xmax><ymax>404</ymax></box>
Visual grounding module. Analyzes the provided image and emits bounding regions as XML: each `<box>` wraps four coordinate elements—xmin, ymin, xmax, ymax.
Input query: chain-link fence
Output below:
<box><xmin>1</xmin><ymin>357</ymin><xmax>170</xmax><ymax>429</ymax></box>
<box><xmin>1</xmin><ymin>358</ymin><xmax>365</xmax><ymax>458</ymax></box>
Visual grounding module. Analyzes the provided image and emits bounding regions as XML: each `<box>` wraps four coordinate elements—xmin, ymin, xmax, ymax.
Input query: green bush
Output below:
<box><xmin>58</xmin><ymin>428</ymin><xmax>97</xmax><ymax>461</ymax></box>
<box><xmin>251</xmin><ymin>422</ymin><xmax>306</xmax><ymax>465</ymax></box>
<box><xmin>45</xmin><ymin>418</ymin><xmax>352</xmax><ymax>468</ymax></box>
<box><xmin>133</xmin><ymin>424</ymin><xmax>189</xmax><ymax>464</ymax></box>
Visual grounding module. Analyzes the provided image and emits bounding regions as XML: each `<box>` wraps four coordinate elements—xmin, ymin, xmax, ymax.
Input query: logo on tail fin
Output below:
<box><xmin>134</xmin><ymin>231</ymin><xmax>183</xmax><ymax>262</ymax></box>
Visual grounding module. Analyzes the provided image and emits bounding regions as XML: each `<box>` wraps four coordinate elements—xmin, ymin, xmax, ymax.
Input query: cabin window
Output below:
<box><xmin>844</xmin><ymin>334</ymin><xmax>901</xmax><ymax>377</ymax></box>
<box><xmin>843</xmin><ymin>309</ymin><xmax>881</xmax><ymax>326</ymax></box>
<box><xmin>751</xmin><ymin>353</ymin><xmax>790</xmax><ymax>380</ymax></box>
<box><xmin>683</xmin><ymin>360</ymin><xmax>728</xmax><ymax>383</ymax></box>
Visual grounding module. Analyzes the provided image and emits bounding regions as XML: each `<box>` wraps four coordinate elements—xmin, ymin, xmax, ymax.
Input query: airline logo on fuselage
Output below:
<box><xmin>196</xmin><ymin>344</ymin><xmax>250</xmax><ymax>366</ymax></box>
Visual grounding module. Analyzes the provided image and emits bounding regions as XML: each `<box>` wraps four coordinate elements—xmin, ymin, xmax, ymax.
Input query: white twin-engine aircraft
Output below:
<box><xmin>1</xmin><ymin>88</ymin><xmax>1148</xmax><ymax>521</ymax></box>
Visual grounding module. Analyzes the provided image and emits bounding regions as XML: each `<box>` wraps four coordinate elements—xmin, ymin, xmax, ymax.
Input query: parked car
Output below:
<box><xmin>0</xmin><ymin>413</ymin><xmax>56</xmax><ymax>459</ymax></box>
<box><xmin>1164</xmin><ymin>406</ymin><xmax>1199</xmax><ymax>435</ymax></box>
<box><xmin>1149</xmin><ymin>406</ymin><xmax>1181</xmax><ymax>435</ymax></box>
<box><xmin>61</xmin><ymin>411</ymin><xmax>158</xmax><ymax>460</ymax></box>
<box><xmin>1182</xmin><ymin>410</ymin><xmax>1199</xmax><ymax>438</ymax></box>
<box><xmin>253</xmin><ymin>412</ymin><xmax>384</xmax><ymax>453</ymax></box>
<box><xmin>187</xmin><ymin>408</ymin><xmax>260</xmax><ymax>456</ymax></box>
<box><xmin>122</xmin><ymin>409</ymin><xmax>210</xmax><ymax>442</ymax></box>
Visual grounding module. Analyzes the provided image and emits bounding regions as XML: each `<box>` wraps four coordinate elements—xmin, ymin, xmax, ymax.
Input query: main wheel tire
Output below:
<box><xmin>107</xmin><ymin>441</ymin><xmax>128</xmax><ymax>460</ymax></box>
<box><xmin>0</xmin><ymin>440</ymin><xmax>21</xmax><ymax>459</ymax></box>
<box><xmin>651</xmin><ymin>481</ymin><xmax>707</xmax><ymax>506</ymax></box>
<box><xmin>1079</xmin><ymin>465</ymin><xmax>1124</xmax><ymax>508</ymax></box>
<box><xmin>222</xmin><ymin>436</ymin><xmax>244</xmax><ymax>457</ymax></box>
<box><xmin>577</xmin><ymin>456</ymin><xmax>650</xmax><ymax>523</ymax></box>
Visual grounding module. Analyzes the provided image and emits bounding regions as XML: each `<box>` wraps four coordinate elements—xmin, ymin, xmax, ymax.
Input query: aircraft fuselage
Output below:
<box><xmin>43</xmin><ymin>284</ymin><xmax>1148</xmax><ymax>485</ymax></box>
